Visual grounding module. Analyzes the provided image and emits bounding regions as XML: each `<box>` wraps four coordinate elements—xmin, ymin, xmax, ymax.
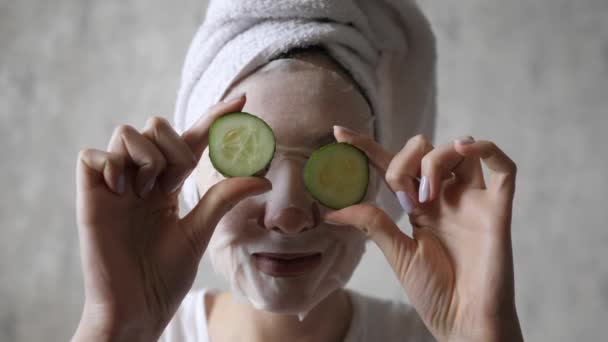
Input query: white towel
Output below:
<box><xmin>174</xmin><ymin>0</ymin><xmax>437</xmax><ymax>224</ymax></box>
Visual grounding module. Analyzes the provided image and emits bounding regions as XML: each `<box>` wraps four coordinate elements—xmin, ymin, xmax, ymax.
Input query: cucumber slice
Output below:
<box><xmin>304</xmin><ymin>142</ymin><xmax>369</xmax><ymax>209</ymax></box>
<box><xmin>208</xmin><ymin>112</ymin><xmax>276</xmax><ymax>177</ymax></box>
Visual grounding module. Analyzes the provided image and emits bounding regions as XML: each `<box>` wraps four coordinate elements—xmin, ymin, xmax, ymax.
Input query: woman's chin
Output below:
<box><xmin>238</xmin><ymin>273</ymin><xmax>331</xmax><ymax>315</ymax></box>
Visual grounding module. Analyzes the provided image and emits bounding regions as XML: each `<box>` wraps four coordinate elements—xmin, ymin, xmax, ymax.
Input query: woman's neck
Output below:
<box><xmin>207</xmin><ymin>288</ymin><xmax>353</xmax><ymax>342</ymax></box>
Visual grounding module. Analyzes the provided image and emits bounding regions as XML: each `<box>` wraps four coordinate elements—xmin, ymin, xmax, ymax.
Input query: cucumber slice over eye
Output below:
<box><xmin>209</xmin><ymin>112</ymin><xmax>276</xmax><ymax>177</ymax></box>
<box><xmin>303</xmin><ymin>142</ymin><xmax>369</xmax><ymax>209</ymax></box>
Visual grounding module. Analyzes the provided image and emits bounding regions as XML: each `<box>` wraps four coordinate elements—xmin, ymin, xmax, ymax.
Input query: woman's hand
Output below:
<box><xmin>72</xmin><ymin>95</ymin><xmax>272</xmax><ymax>342</ymax></box>
<box><xmin>325</xmin><ymin>126</ymin><xmax>523</xmax><ymax>342</ymax></box>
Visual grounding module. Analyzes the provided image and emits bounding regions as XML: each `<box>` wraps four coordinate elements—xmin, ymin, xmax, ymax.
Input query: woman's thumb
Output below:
<box><xmin>324</xmin><ymin>204</ymin><xmax>418</xmax><ymax>282</ymax></box>
<box><xmin>179</xmin><ymin>177</ymin><xmax>272</xmax><ymax>255</ymax></box>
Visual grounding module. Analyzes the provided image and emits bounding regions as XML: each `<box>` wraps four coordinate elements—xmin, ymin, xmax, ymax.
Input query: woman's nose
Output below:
<box><xmin>263</xmin><ymin>158</ymin><xmax>318</xmax><ymax>235</ymax></box>
<box><xmin>265</xmin><ymin>206</ymin><xmax>317</xmax><ymax>235</ymax></box>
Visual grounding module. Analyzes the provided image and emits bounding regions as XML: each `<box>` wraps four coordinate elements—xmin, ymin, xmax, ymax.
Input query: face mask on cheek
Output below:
<box><xmin>207</xmin><ymin>216</ymin><xmax>367</xmax><ymax>320</ymax></box>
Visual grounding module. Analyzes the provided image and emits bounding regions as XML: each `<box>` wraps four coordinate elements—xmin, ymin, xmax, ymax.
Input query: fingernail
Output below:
<box><xmin>116</xmin><ymin>174</ymin><xmax>125</xmax><ymax>194</ymax></box>
<box><xmin>418</xmin><ymin>176</ymin><xmax>429</xmax><ymax>203</ymax></box>
<box><xmin>325</xmin><ymin>220</ymin><xmax>348</xmax><ymax>227</ymax></box>
<box><xmin>141</xmin><ymin>177</ymin><xmax>156</xmax><ymax>197</ymax></box>
<box><xmin>333</xmin><ymin>125</ymin><xmax>358</xmax><ymax>136</ymax></box>
<box><xmin>323</xmin><ymin>215</ymin><xmax>348</xmax><ymax>226</ymax></box>
<box><xmin>455</xmin><ymin>136</ymin><xmax>475</xmax><ymax>145</ymax></box>
<box><xmin>396</xmin><ymin>191</ymin><xmax>413</xmax><ymax>214</ymax></box>
<box><xmin>222</xmin><ymin>91</ymin><xmax>246</xmax><ymax>103</ymax></box>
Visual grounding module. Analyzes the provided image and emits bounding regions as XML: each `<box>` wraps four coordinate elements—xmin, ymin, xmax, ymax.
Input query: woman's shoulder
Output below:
<box><xmin>345</xmin><ymin>289</ymin><xmax>435</xmax><ymax>341</ymax></box>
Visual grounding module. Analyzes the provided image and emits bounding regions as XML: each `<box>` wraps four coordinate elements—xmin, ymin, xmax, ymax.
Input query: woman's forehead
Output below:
<box><xmin>233</xmin><ymin>63</ymin><xmax>373</xmax><ymax>147</ymax></box>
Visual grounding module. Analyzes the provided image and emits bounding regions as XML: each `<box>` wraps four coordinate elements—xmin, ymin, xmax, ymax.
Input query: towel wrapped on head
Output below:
<box><xmin>174</xmin><ymin>0</ymin><xmax>437</xmax><ymax>223</ymax></box>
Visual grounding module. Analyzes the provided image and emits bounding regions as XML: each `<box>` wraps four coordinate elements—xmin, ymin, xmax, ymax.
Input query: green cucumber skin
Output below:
<box><xmin>208</xmin><ymin>112</ymin><xmax>276</xmax><ymax>178</ymax></box>
<box><xmin>303</xmin><ymin>142</ymin><xmax>369</xmax><ymax>210</ymax></box>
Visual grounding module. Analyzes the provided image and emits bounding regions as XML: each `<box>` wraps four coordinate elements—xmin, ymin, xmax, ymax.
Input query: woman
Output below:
<box><xmin>72</xmin><ymin>1</ymin><xmax>523</xmax><ymax>341</ymax></box>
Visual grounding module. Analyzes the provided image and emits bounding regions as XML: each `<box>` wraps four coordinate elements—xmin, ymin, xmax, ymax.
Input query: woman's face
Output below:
<box><xmin>196</xmin><ymin>56</ymin><xmax>380</xmax><ymax>316</ymax></box>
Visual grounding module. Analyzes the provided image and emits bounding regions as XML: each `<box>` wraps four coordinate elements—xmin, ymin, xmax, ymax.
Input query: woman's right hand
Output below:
<box><xmin>72</xmin><ymin>94</ymin><xmax>271</xmax><ymax>342</ymax></box>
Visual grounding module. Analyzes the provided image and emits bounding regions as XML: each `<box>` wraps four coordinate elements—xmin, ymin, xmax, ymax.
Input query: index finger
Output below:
<box><xmin>181</xmin><ymin>93</ymin><xmax>247</xmax><ymax>159</ymax></box>
<box><xmin>454</xmin><ymin>139</ymin><xmax>517</xmax><ymax>195</ymax></box>
<box><xmin>332</xmin><ymin>125</ymin><xmax>394</xmax><ymax>172</ymax></box>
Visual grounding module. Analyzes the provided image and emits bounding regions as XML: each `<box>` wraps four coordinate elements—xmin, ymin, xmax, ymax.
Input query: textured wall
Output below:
<box><xmin>1</xmin><ymin>1</ymin><xmax>607</xmax><ymax>341</ymax></box>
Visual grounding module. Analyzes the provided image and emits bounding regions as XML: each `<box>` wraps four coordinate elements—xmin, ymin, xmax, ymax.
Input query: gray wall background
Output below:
<box><xmin>1</xmin><ymin>0</ymin><xmax>607</xmax><ymax>341</ymax></box>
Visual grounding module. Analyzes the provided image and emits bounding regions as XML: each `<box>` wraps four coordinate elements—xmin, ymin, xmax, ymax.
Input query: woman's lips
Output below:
<box><xmin>252</xmin><ymin>252</ymin><xmax>322</xmax><ymax>278</ymax></box>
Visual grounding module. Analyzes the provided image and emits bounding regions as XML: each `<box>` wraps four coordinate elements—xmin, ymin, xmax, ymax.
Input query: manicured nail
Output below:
<box><xmin>222</xmin><ymin>91</ymin><xmax>246</xmax><ymax>103</ymax></box>
<box><xmin>418</xmin><ymin>176</ymin><xmax>429</xmax><ymax>203</ymax></box>
<box><xmin>455</xmin><ymin>136</ymin><xmax>475</xmax><ymax>145</ymax></box>
<box><xmin>323</xmin><ymin>215</ymin><xmax>348</xmax><ymax>226</ymax></box>
<box><xmin>141</xmin><ymin>177</ymin><xmax>156</xmax><ymax>197</ymax></box>
<box><xmin>116</xmin><ymin>174</ymin><xmax>125</xmax><ymax>194</ymax></box>
<box><xmin>333</xmin><ymin>125</ymin><xmax>358</xmax><ymax>136</ymax></box>
<box><xmin>396</xmin><ymin>191</ymin><xmax>413</xmax><ymax>214</ymax></box>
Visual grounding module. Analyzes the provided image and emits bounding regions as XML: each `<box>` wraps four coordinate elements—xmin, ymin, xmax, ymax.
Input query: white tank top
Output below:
<box><xmin>159</xmin><ymin>288</ymin><xmax>434</xmax><ymax>341</ymax></box>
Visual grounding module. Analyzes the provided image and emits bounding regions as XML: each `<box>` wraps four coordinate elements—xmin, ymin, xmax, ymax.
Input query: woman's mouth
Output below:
<box><xmin>252</xmin><ymin>252</ymin><xmax>322</xmax><ymax>278</ymax></box>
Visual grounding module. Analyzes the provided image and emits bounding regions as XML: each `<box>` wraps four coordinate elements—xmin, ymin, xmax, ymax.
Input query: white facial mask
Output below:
<box><xmin>201</xmin><ymin>58</ymin><xmax>379</xmax><ymax>319</ymax></box>
<box><xmin>208</xmin><ymin>217</ymin><xmax>367</xmax><ymax>320</ymax></box>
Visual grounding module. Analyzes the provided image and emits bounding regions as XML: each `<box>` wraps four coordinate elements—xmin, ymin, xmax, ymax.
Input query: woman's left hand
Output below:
<box><xmin>324</xmin><ymin>126</ymin><xmax>523</xmax><ymax>342</ymax></box>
